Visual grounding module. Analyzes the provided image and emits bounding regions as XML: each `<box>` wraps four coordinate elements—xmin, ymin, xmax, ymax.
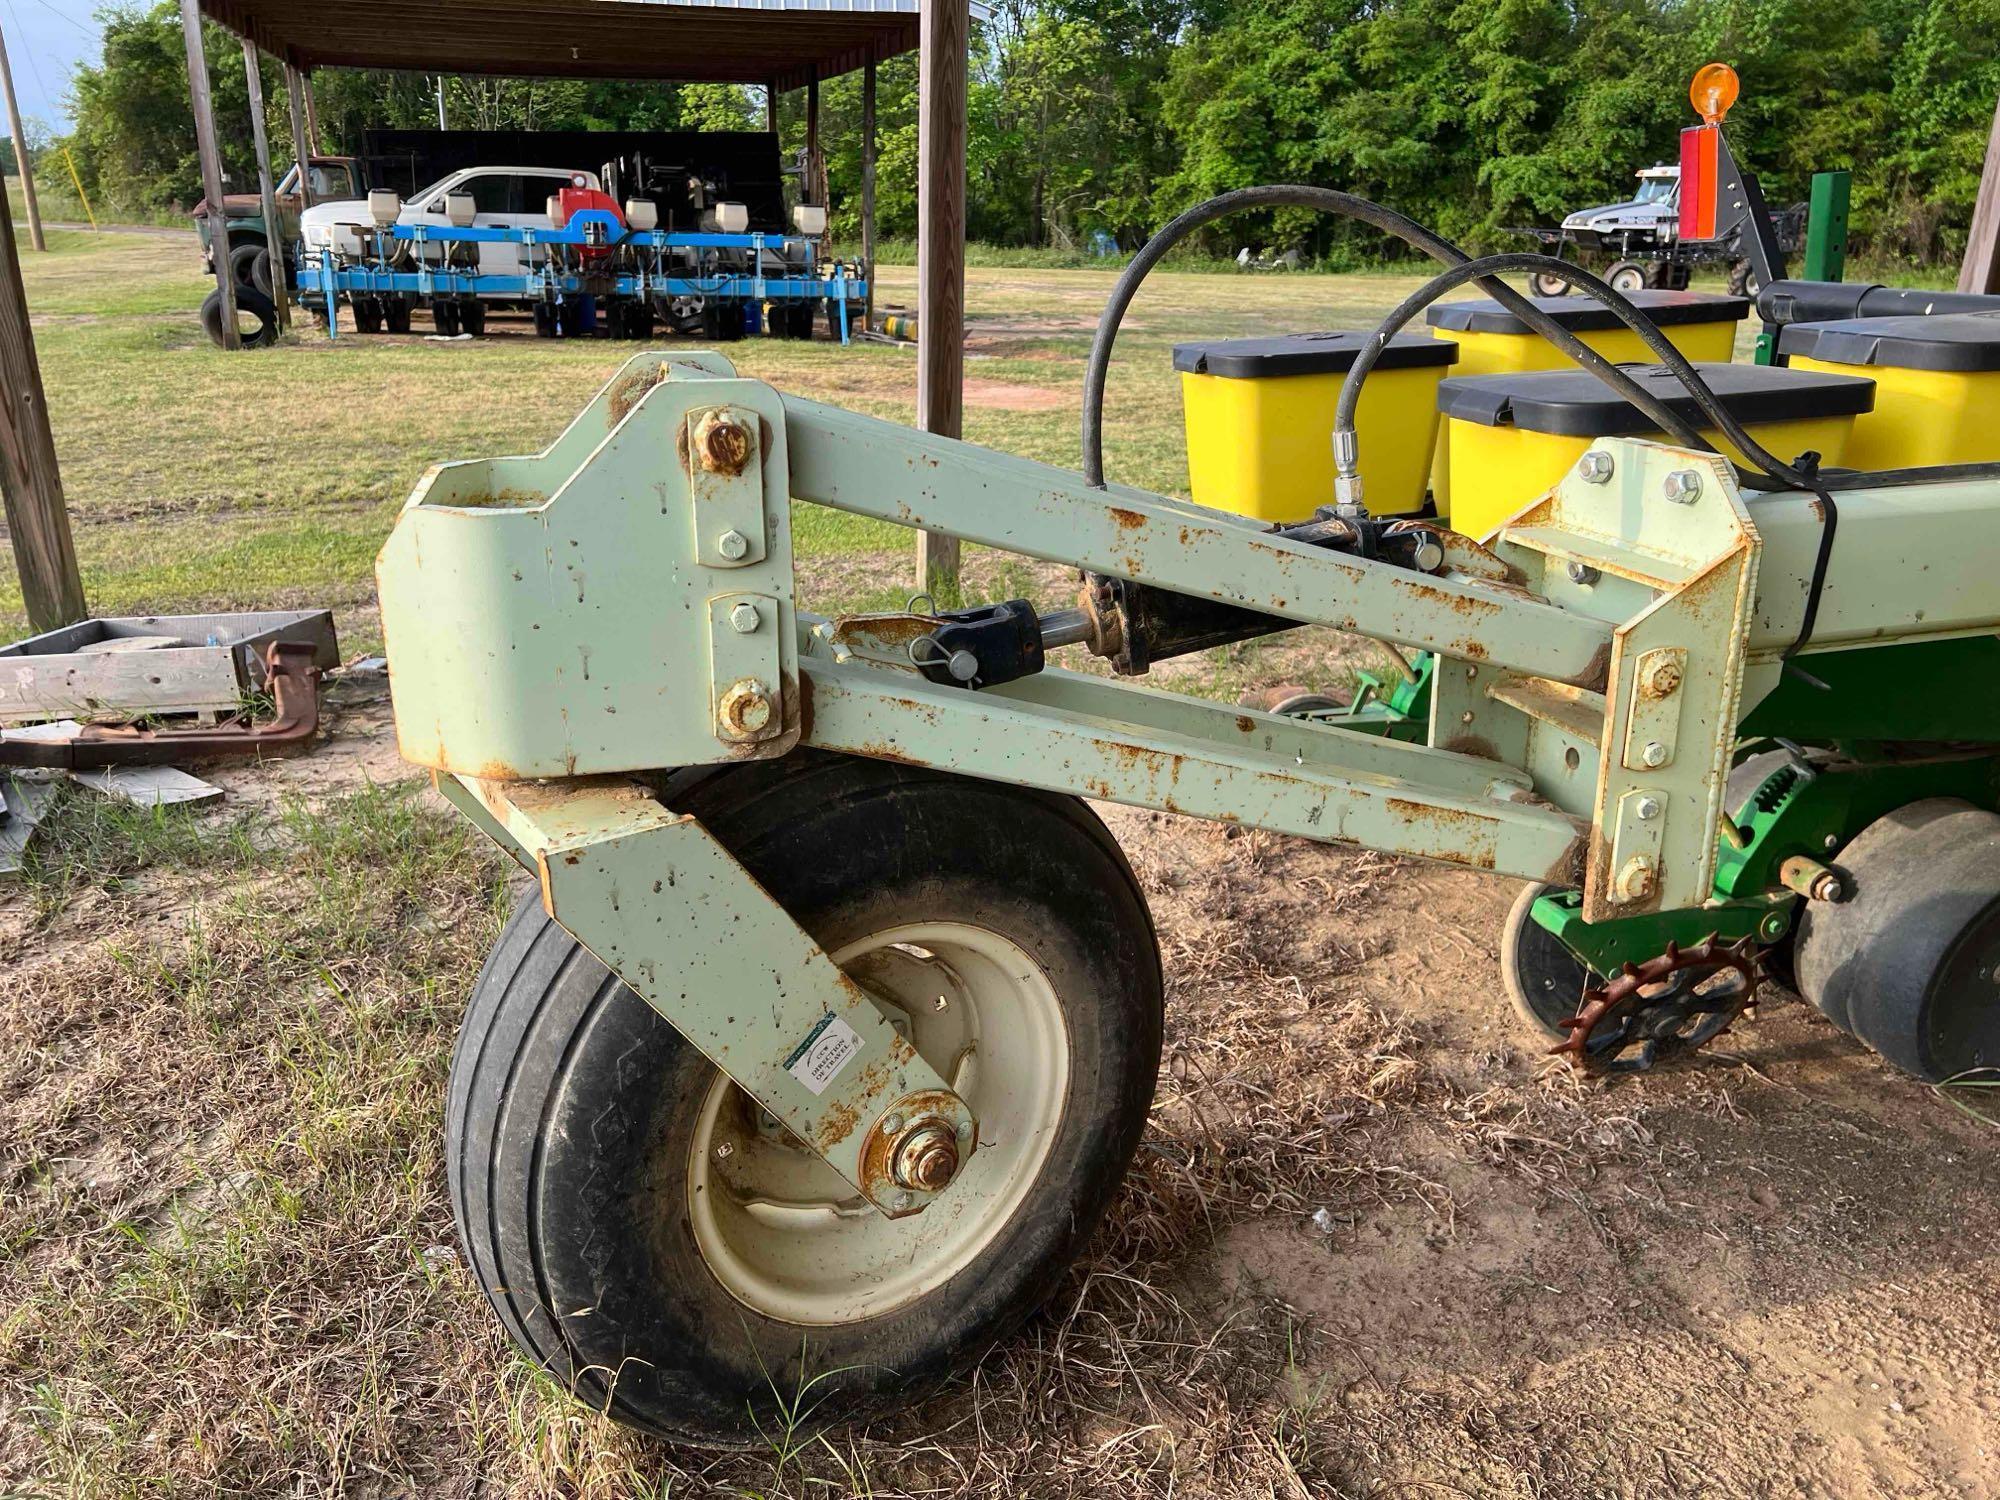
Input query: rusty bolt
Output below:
<box><xmin>1615</xmin><ymin>856</ymin><xmax>1656</xmax><ymax>902</ymax></box>
<box><xmin>717</xmin><ymin>678</ymin><xmax>774</xmax><ymax>740</ymax></box>
<box><xmin>1644</xmin><ymin>659</ymin><xmax>1684</xmax><ymax>698</ymax></box>
<box><xmin>1577</xmin><ymin>450</ymin><xmax>1616</xmax><ymax>485</ymax></box>
<box><xmin>890</xmin><ymin>1120</ymin><xmax>962</xmax><ymax>1193</ymax></box>
<box><xmin>1662</xmin><ymin>469</ymin><xmax>1704</xmax><ymax>505</ymax></box>
<box><xmin>692</xmin><ymin>410</ymin><xmax>754</xmax><ymax>475</ymax></box>
<box><xmin>1779</xmin><ymin>855</ymin><xmax>1847</xmax><ymax>903</ymax></box>
<box><xmin>728</xmin><ymin>600</ymin><xmax>762</xmax><ymax>634</ymax></box>
<box><xmin>716</xmin><ymin>529</ymin><xmax>751</xmax><ymax>561</ymax></box>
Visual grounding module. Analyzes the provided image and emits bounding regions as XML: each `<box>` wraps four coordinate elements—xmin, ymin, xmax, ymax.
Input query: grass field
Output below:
<box><xmin>7</xmin><ymin>226</ymin><xmax>1999</xmax><ymax>1500</ymax></box>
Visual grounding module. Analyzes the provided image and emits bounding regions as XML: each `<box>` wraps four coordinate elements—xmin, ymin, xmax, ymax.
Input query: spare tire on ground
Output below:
<box><xmin>200</xmin><ymin>284</ymin><xmax>279</xmax><ymax>349</ymax></box>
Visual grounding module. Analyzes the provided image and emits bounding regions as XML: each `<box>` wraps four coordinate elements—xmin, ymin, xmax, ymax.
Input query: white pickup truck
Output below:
<box><xmin>300</xmin><ymin>164</ymin><xmax>601</xmax><ymax>284</ymax></box>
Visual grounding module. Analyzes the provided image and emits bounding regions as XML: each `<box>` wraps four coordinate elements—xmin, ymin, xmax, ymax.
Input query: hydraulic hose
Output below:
<box><xmin>1080</xmin><ymin>185</ymin><xmax>1712</xmax><ymax>490</ymax></box>
<box><xmin>1333</xmin><ymin>252</ymin><xmax>1817</xmax><ymax>505</ymax></box>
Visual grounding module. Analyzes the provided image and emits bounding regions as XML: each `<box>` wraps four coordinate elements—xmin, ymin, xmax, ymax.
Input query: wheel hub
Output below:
<box><xmin>890</xmin><ymin>1119</ymin><xmax>962</xmax><ymax>1191</ymax></box>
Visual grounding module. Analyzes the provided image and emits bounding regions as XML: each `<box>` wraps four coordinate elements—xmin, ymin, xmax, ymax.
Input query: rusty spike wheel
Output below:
<box><xmin>1552</xmin><ymin>935</ymin><xmax>1760</xmax><ymax>1074</ymax></box>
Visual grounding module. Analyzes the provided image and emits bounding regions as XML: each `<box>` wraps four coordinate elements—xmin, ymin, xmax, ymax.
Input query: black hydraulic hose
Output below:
<box><xmin>1334</xmin><ymin>252</ymin><xmax>1815</xmax><ymax>502</ymax></box>
<box><xmin>1080</xmin><ymin>184</ymin><xmax>1711</xmax><ymax>489</ymax></box>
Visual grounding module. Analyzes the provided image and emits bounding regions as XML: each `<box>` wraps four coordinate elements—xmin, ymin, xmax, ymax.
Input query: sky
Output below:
<box><xmin>0</xmin><ymin>0</ymin><xmax>104</xmax><ymax>133</ymax></box>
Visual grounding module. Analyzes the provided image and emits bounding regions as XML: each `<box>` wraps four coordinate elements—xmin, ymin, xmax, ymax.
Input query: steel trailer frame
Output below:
<box><xmin>375</xmin><ymin>350</ymin><xmax>2000</xmax><ymax>1218</ymax></box>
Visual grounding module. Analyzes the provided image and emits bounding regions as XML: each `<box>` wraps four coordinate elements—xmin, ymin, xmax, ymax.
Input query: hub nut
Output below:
<box><xmin>890</xmin><ymin>1120</ymin><xmax>962</xmax><ymax>1193</ymax></box>
<box><xmin>692</xmin><ymin>410</ymin><xmax>754</xmax><ymax>475</ymax></box>
<box><xmin>717</xmin><ymin>678</ymin><xmax>774</xmax><ymax>740</ymax></box>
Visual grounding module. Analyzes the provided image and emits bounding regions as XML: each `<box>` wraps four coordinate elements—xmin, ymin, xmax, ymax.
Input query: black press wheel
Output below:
<box><xmin>1795</xmin><ymin>798</ymin><xmax>2000</xmax><ymax>1081</ymax></box>
<box><xmin>1501</xmin><ymin>882</ymin><xmax>1599</xmax><ymax>1041</ymax></box>
<box><xmin>532</xmin><ymin>302</ymin><xmax>559</xmax><ymax>338</ymax></box>
<box><xmin>1605</xmin><ymin>260</ymin><xmax>1648</xmax><ymax>295</ymax></box>
<box><xmin>352</xmin><ymin>298</ymin><xmax>385</xmax><ymax>336</ymax></box>
<box><xmin>458</xmin><ymin>301</ymin><xmax>487</xmax><ymax>337</ymax></box>
<box><xmin>200</xmin><ymin>283</ymin><xmax>279</xmax><ymax>349</ymax></box>
<box><xmin>446</xmin><ymin>752</ymin><xmax>1164</xmax><ymax>1445</ymax></box>
<box><xmin>432</xmin><ymin>300</ymin><xmax>462</xmax><ymax>337</ymax></box>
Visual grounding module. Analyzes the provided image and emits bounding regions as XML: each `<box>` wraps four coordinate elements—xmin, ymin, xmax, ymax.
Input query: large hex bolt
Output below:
<box><xmin>1577</xmin><ymin>450</ymin><xmax>1616</xmax><ymax>485</ymax></box>
<box><xmin>1662</xmin><ymin>469</ymin><xmax>1704</xmax><ymax>505</ymax></box>
<box><xmin>717</xmin><ymin>678</ymin><xmax>774</xmax><ymax>740</ymax></box>
<box><xmin>692</xmin><ymin>410</ymin><xmax>754</xmax><ymax>475</ymax></box>
<box><xmin>890</xmin><ymin>1119</ymin><xmax>962</xmax><ymax>1193</ymax></box>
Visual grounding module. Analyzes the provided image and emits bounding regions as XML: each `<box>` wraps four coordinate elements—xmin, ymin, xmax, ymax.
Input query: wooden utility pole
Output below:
<box><xmin>284</xmin><ymin>62</ymin><xmax>314</xmax><ymax>210</ymax></box>
<box><xmin>302</xmin><ymin>71</ymin><xmax>323</xmax><ymax>157</ymax></box>
<box><xmin>916</xmin><ymin>0</ymin><xmax>968</xmax><ymax>595</ymax></box>
<box><xmin>0</xmin><ymin>178</ymin><xmax>86</xmax><ymax>630</ymax></box>
<box><xmin>1960</xmin><ymin>94</ymin><xmax>2000</xmax><ymax>296</ymax></box>
<box><xmin>241</xmin><ymin>38</ymin><xmax>290</xmax><ymax>329</ymax></box>
<box><xmin>861</xmin><ymin>59</ymin><xmax>876</xmax><ymax>334</ymax></box>
<box><xmin>0</xmin><ymin>17</ymin><xmax>43</xmax><ymax>253</ymax></box>
<box><xmin>179</xmin><ymin>0</ymin><xmax>239</xmax><ymax>348</ymax></box>
<box><xmin>805</xmin><ymin>68</ymin><xmax>823</xmax><ymax>208</ymax></box>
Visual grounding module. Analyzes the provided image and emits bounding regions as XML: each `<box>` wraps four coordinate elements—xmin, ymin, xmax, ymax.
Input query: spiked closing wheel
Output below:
<box><xmin>1553</xmin><ymin>936</ymin><xmax>1760</xmax><ymax>1074</ymax></box>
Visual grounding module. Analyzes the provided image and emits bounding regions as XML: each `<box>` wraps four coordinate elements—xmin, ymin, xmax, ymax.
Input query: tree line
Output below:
<box><xmin>25</xmin><ymin>0</ymin><xmax>2000</xmax><ymax>266</ymax></box>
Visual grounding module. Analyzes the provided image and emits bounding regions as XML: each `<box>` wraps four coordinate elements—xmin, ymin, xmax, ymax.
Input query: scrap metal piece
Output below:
<box><xmin>1552</xmin><ymin>935</ymin><xmax>1760</xmax><ymax>1074</ymax></box>
<box><xmin>0</xmin><ymin>641</ymin><xmax>322</xmax><ymax>769</ymax></box>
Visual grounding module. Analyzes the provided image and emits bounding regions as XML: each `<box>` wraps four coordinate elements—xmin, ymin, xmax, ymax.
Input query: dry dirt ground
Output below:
<box><xmin>3</xmin><ymin>661</ymin><xmax>1997</xmax><ymax>1500</ymax></box>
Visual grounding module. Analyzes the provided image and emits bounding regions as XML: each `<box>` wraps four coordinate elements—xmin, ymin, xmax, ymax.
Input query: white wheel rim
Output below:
<box><xmin>686</xmin><ymin>922</ymin><xmax>1071</xmax><ymax>1325</ymax></box>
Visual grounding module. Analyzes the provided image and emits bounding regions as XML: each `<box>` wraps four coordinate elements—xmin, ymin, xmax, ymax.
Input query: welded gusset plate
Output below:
<box><xmin>440</xmin><ymin>773</ymin><xmax>976</xmax><ymax>1217</ymax></box>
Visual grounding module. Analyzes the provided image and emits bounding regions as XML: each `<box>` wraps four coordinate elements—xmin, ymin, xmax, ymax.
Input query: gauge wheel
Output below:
<box><xmin>458</xmin><ymin>300</ymin><xmax>487</xmax><ymax>337</ymax></box>
<box><xmin>432</xmin><ymin>300</ymin><xmax>461</xmax><ymax>337</ymax></box>
<box><xmin>447</xmin><ymin>752</ymin><xmax>1164</xmax><ymax>1445</ymax></box>
<box><xmin>1502</xmin><ymin>882</ymin><xmax>1599</xmax><ymax>1041</ymax></box>
<box><xmin>1529</xmin><ymin>269</ymin><xmax>1571</xmax><ymax>298</ymax></box>
<box><xmin>1727</xmin><ymin>259</ymin><xmax>1762</xmax><ymax>300</ymax></box>
<box><xmin>1605</xmin><ymin>260</ymin><xmax>1648</xmax><ymax>295</ymax></box>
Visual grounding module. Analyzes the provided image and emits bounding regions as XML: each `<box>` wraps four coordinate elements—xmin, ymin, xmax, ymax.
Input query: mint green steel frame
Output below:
<box><xmin>375</xmin><ymin>352</ymin><xmax>2000</xmax><ymax>1209</ymax></box>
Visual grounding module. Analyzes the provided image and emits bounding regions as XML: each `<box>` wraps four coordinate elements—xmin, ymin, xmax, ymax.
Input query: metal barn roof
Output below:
<box><xmin>200</xmin><ymin>0</ymin><xmax>937</xmax><ymax>92</ymax></box>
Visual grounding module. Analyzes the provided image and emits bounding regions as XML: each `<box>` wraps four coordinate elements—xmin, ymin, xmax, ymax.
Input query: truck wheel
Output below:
<box><xmin>1605</xmin><ymin>260</ymin><xmax>1648</xmax><ymax>295</ymax></box>
<box><xmin>1529</xmin><ymin>270</ymin><xmax>1571</xmax><ymax>298</ymax></box>
<box><xmin>1795</xmin><ymin>799</ymin><xmax>2000</xmax><ymax>1081</ymax></box>
<box><xmin>1501</xmin><ymin>883</ymin><xmax>1598</xmax><ymax>1040</ymax></box>
<box><xmin>200</xmin><ymin>284</ymin><xmax>278</xmax><ymax>349</ymax></box>
<box><xmin>229</xmin><ymin>242</ymin><xmax>273</xmax><ymax>298</ymax></box>
<box><xmin>446</xmin><ymin>753</ymin><xmax>1163</xmax><ymax>1445</ymax></box>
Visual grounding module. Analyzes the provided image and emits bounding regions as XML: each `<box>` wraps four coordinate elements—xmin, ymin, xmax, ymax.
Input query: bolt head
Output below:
<box><xmin>1565</xmin><ymin>560</ymin><xmax>1601</xmax><ymax>586</ymax></box>
<box><xmin>1615</xmin><ymin>856</ymin><xmax>1656</xmax><ymax>901</ymax></box>
<box><xmin>880</xmin><ymin>1113</ymin><xmax>904</xmax><ymax>1135</ymax></box>
<box><xmin>1635</xmin><ymin>796</ymin><xmax>1661</xmax><ymax>821</ymax></box>
<box><xmin>728</xmin><ymin>600</ymin><xmax>762</xmax><ymax>634</ymax></box>
<box><xmin>1645</xmin><ymin>660</ymin><xmax>1684</xmax><ymax>697</ymax></box>
<box><xmin>1411</xmin><ymin>537</ymin><xmax>1445</xmax><ymax>573</ymax></box>
<box><xmin>1577</xmin><ymin>450</ymin><xmax>1616</xmax><ymax>485</ymax></box>
<box><xmin>1662</xmin><ymin>469</ymin><xmax>1704</xmax><ymax>504</ymax></box>
<box><xmin>714</xmin><ymin>1142</ymin><xmax>734</xmax><ymax>1160</ymax></box>
<box><xmin>692</xmin><ymin>410</ymin><xmax>754</xmax><ymax>474</ymax></box>
<box><xmin>716</xmin><ymin>529</ymin><xmax>751</xmax><ymax>561</ymax></box>
<box><xmin>889</xmin><ymin>1120</ymin><xmax>963</xmax><ymax>1193</ymax></box>
<box><xmin>717</xmin><ymin>678</ymin><xmax>774</xmax><ymax>739</ymax></box>
<box><xmin>1640</xmin><ymin>740</ymin><xmax>1668</xmax><ymax>768</ymax></box>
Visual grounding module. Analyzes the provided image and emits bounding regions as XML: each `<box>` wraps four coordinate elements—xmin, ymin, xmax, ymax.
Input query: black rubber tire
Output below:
<box><xmin>532</xmin><ymin>302</ymin><xmax>559</xmax><ymax>338</ymax></box>
<box><xmin>352</xmin><ymin>298</ymin><xmax>384</xmax><ymax>335</ymax></box>
<box><xmin>200</xmin><ymin>284</ymin><xmax>278</xmax><ymax>349</ymax></box>
<box><xmin>704</xmin><ymin>301</ymin><xmax>744</xmax><ymax>342</ymax></box>
<box><xmin>458</xmin><ymin>301</ymin><xmax>487</xmax><ymax>337</ymax></box>
<box><xmin>1605</xmin><ymin>260</ymin><xmax>1648</xmax><ymax>295</ymax></box>
<box><xmin>558</xmin><ymin>299</ymin><xmax>589</xmax><ymax>337</ymax></box>
<box><xmin>625</xmin><ymin>302</ymin><xmax>655</xmax><ymax>340</ymax></box>
<box><xmin>384</xmin><ymin>300</ymin><xmax>412</xmax><ymax>335</ymax></box>
<box><xmin>446</xmin><ymin>753</ymin><xmax>1164</xmax><ymax>1445</ymax></box>
<box><xmin>1528</xmin><ymin>270</ymin><xmax>1571</xmax><ymax>298</ymax></box>
<box><xmin>432</xmin><ymin>300</ymin><xmax>462</xmax><ymax>337</ymax></box>
<box><xmin>1727</xmin><ymin>260</ymin><xmax>1761</xmax><ymax>299</ymax></box>
<box><xmin>1795</xmin><ymin>798</ymin><xmax>2000</xmax><ymax>1081</ymax></box>
<box><xmin>1501</xmin><ymin>882</ymin><xmax>1599</xmax><ymax>1040</ymax></box>
<box><xmin>229</xmin><ymin>242</ymin><xmax>273</xmax><ymax>298</ymax></box>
